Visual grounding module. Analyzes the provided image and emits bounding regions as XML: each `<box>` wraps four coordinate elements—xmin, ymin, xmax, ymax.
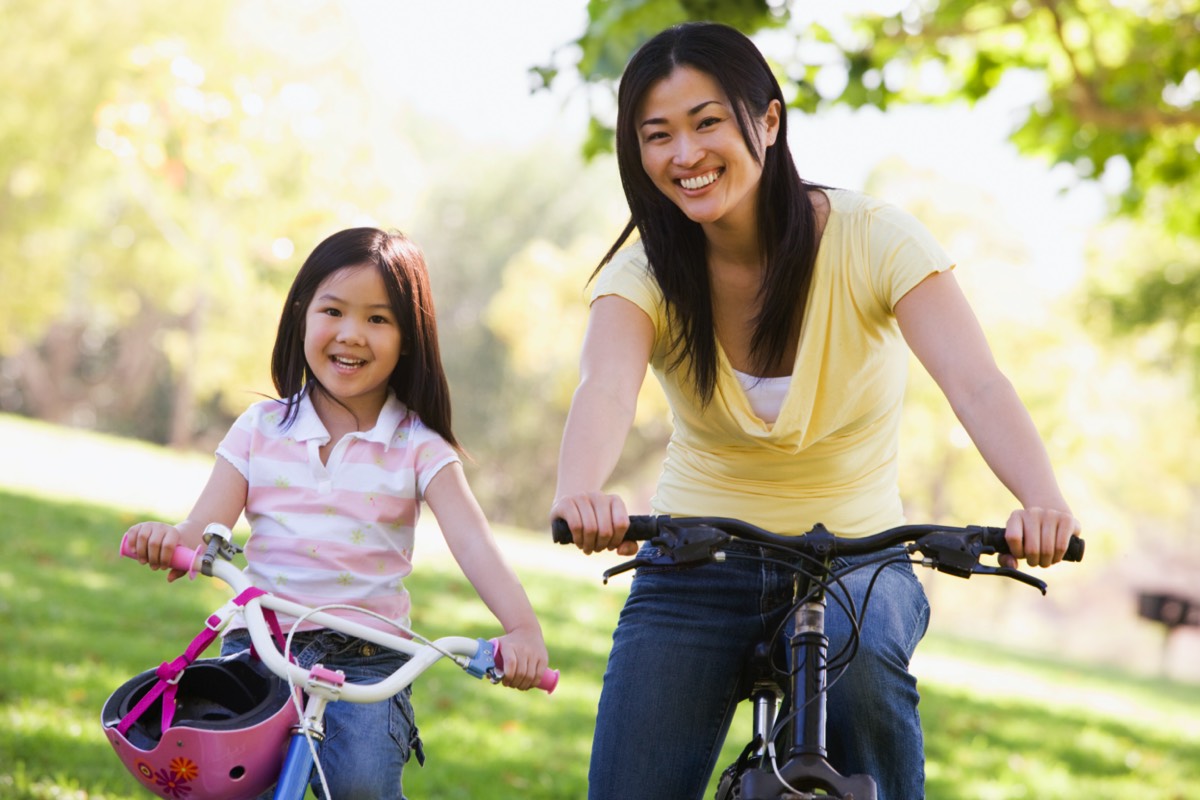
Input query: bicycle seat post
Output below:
<box><xmin>789</xmin><ymin>568</ymin><xmax>829</xmax><ymax>760</ymax></box>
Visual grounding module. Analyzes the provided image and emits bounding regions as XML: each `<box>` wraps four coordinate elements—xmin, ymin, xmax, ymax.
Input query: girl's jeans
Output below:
<box><xmin>222</xmin><ymin>629</ymin><xmax>422</xmax><ymax>800</ymax></box>
<box><xmin>587</xmin><ymin>544</ymin><xmax>930</xmax><ymax>800</ymax></box>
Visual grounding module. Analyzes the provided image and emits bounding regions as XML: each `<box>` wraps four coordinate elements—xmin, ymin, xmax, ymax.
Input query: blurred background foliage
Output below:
<box><xmin>1</xmin><ymin>0</ymin><xmax>1198</xmax><ymax>669</ymax></box>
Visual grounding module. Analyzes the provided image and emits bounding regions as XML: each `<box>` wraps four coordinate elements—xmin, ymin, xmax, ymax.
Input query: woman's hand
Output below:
<box><xmin>122</xmin><ymin>521</ymin><xmax>190</xmax><ymax>582</ymax></box>
<box><xmin>551</xmin><ymin>493</ymin><xmax>638</xmax><ymax>556</ymax></box>
<box><xmin>495</xmin><ymin>627</ymin><xmax>550</xmax><ymax>691</ymax></box>
<box><xmin>1001</xmin><ymin>507</ymin><xmax>1081</xmax><ymax>569</ymax></box>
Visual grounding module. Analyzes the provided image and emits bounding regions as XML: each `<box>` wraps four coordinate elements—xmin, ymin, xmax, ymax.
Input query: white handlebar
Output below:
<box><xmin>119</xmin><ymin>533</ymin><xmax>558</xmax><ymax>696</ymax></box>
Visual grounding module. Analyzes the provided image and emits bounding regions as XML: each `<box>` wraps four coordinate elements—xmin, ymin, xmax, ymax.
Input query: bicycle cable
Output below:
<box><xmin>273</xmin><ymin>602</ymin><xmax>445</xmax><ymax>798</ymax></box>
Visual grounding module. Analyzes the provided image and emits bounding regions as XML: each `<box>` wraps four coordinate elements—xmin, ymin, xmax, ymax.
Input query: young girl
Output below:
<box><xmin>551</xmin><ymin>22</ymin><xmax>1080</xmax><ymax>800</ymax></box>
<box><xmin>124</xmin><ymin>227</ymin><xmax>549</xmax><ymax>799</ymax></box>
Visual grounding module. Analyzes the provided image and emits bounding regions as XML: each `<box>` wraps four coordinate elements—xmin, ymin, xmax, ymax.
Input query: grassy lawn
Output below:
<box><xmin>1</xmin><ymin>417</ymin><xmax>1198</xmax><ymax>798</ymax></box>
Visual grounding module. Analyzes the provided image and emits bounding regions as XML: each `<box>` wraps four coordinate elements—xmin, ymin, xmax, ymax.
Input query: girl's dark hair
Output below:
<box><xmin>599</xmin><ymin>21</ymin><xmax>823</xmax><ymax>403</ymax></box>
<box><xmin>271</xmin><ymin>227</ymin><xmax>459</xmax><ymax>449</ymax></box>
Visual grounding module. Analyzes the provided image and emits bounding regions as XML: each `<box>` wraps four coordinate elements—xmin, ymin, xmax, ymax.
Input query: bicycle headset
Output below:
<box><xmin>102</xmin><ymin>649</ymin><xmax>298</xmax><ymax>800</ymax></box>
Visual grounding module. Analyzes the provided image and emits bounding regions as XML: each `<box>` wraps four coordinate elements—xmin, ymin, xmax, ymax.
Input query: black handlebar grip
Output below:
<box><xmin>625</xmin><ymin>515</ymin><xmax>668</xmax><ymax>541</ymax></box>
<box><xmin>981</xmin><ymin>527</ymin><xmax>1085</xmax><ymax>562</ymax></box>
<box><xmin>551</xmin><ymin>518</ymin><xmax>574</xmax><ymax>544</ymax></box>
<box><xmin>550</xmin><ymin>514</ymin><xmax>670</xmax><ymax>545</ymax></box>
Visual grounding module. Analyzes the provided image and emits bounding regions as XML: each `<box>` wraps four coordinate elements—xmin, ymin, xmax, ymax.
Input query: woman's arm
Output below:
<box><xmin>425</xmin><ymin>463</ymin><xmax>548</xmax><ymax>690</ymax></box>
<box><xmin>551</xmin><ymin>295</ymin><xmax>655</xmax><ymax>555</ymax></box>
<box><xmin>895</xmin><ymin>270</ymin><xmax>1080</xmax><ymax>568</ymax></box>
<box><xmin>124</xmin><ymin>457</ymin><xmax>248</xmax><ymax>580</ymax></box>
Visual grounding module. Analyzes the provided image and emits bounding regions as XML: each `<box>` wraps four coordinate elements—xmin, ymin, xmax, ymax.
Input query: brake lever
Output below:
<box><xmin>914</xmin><ymin>532</ymin><xmax>1048</xmax><ymax>594</ymax></box>
<box><xmin>972</xmin><ymin>563</ymin><xmax>1048</xmax><ymax>595</ymax></box>
<box><xmin>601</xmin><ymin>525</ymin><xmax>732</xmax><ymax>584</ymax></box>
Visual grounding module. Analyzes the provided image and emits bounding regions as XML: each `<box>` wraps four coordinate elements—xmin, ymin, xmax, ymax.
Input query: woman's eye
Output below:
<box><xmin>698</xmin><ymin>116</ymin><xmax>721</xmax><ymax>129</ymax></box>
<box><xmin>644</xmin><ymin>130</ymin><xmax>668</xmax><ymax>142</ymax></box>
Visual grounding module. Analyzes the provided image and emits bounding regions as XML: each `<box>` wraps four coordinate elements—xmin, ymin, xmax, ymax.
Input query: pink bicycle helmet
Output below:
<box><xmin>102</xmin><ymin>650</ymin><xmax>298</xmax><ymax>800</ymax></box>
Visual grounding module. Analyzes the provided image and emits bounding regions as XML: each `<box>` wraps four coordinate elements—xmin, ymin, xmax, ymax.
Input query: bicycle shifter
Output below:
<box><xmin>601</xmin><ymin>524</ymin><xmax>733</xmax><ymax>583</ymax></box>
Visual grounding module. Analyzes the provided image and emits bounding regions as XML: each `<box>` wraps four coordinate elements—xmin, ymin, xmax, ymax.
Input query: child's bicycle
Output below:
<box><xmin>553</xmin><ymin>515</ymin><xmax>1084</xmax><ymax>800</ymax></box>
<box><xmin>102</xmin><ymin>523</ymin><xmax>558</xmax><ymax>800</ymax></box>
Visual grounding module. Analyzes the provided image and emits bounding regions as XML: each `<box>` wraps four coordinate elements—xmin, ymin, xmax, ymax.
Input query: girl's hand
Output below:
<box><xmin>550</xmin><ymin>493</ymin><xmax>637</xmax><ymax>556</ymax></box>
<box><xmin>495</xmin><ymin>627</ymin><xmax>550</xmax><ymax>691</ymax></box>
<box><xmin>123</xmin><ymin>521</ymin><xmax>189</xmax><ymax>582</ymax></box>
<box><xmin>1001</xmin><ymin>507</ymin><xmax>1081</xmax><ymax>569</ymax></box>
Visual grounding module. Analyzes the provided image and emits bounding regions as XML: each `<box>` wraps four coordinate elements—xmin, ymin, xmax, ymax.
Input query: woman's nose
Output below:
<box><xmin>672</xmin><ymin>134</ymin><xmax>705</xmax><ymax>167</ymax></box>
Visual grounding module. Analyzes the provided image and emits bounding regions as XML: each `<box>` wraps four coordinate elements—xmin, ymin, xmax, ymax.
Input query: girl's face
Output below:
<box><xmin>636</xmin><ymin>65</ymin><xmax>780</xmax><ymax>233</ymax></box>
<box><xmin>303</xmin><ymin>264</ymin><xmax>402</xmax><ymax>423</ymax></box>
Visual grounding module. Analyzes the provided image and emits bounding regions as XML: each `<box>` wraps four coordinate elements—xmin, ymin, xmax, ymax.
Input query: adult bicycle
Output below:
<box><xmin>553</xmin><ymin>515</ymin><xmax>1083</xmax><ymax>800</ymax></box>
<box><xmin>103</xmin><ymin>523</ymin><xmax>558</xmax><ymax>800</ymax></box>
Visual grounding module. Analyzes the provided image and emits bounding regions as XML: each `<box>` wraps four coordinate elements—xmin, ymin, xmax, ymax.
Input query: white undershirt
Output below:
<box><xmin>732</xmin><ymin>369</ymin><xmax>791</xmax><ymax>424</ymax></box>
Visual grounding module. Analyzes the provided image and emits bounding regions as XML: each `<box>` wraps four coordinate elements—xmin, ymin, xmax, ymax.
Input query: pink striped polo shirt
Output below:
<box><xmin>216</xmin><ymin>391</ymin><xmax>459</xmax><ymax>634</ymax></box>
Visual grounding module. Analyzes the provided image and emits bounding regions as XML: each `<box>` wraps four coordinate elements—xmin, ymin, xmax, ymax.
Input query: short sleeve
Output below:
<box><xmin>215</xmin><ymin>407</ymin><xmax>257</xmax><ymax>480</ymax></box>
<box><xmin>591</xmin><ymin>242</ymin><xmax>665</xmax><ymax>326</ymax></box>
<box><xmin>865</xmin><ymin>202</ymin><xmax>955</xmax><ymax>311</ymax></box>
<box><xmin>407</xmin><ymin>418</ymin><xmax>461</xmax><ymax>498</ymax></box>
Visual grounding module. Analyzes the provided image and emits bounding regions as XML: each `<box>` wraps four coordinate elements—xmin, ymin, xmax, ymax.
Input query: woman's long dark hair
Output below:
<box><xmin>271</xmin><ymin>227</ymin><xmax>459</xmax><ymax>449</ymax></box>
<box><xmin>599</xmin><ymin>22</ymin><xmax>823</xmax><ymax>403</ymax></box>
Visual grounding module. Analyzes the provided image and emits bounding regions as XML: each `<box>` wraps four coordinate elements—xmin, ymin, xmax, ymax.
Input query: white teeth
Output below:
<box><xmin>680</xmin><ymin>171</ymin><xmax>719</xmax><ymax>190</ymax></box>
<box><xmin>334</xmin><ymin>356</ymin><xmax>364</xmax><ymax>367</ymax></box>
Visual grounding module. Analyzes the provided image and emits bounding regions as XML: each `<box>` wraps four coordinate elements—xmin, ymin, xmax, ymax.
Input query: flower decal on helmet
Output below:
<box><xmin>169</xmin><ymin>757</ymin><xmax>199</xmax><ymax>781</ymax></box>
<box><xmin>153</xmin><ymin>765</ymin><xmax>194</xmax><ymax>798</ymax></box>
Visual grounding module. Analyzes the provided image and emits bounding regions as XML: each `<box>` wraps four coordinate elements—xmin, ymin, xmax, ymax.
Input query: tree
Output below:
<box><xmin>0</xmin><ymin>0</ymin><xmax>393</xmax><ymax>444</ymax></box>
<box><xmin>534</xmin><ymin>0</ymin><xmax>1200</xmax><ymax>385</ymax></box>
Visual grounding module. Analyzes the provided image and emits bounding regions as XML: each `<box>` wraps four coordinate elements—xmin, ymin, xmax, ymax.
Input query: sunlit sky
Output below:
<box><xmin>341</xmin><ymin>0</ymin><xmax>1108</xmax><ymax>295</ymax></box>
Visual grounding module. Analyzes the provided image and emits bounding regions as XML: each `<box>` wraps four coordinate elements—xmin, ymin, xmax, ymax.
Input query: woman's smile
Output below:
<box><xmin>678</xmin><ymin>168</ymin><xmax>722</xmax><ymax>191</ymax></box>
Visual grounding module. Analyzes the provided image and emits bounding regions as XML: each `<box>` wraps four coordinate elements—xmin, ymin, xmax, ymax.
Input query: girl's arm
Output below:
<box><xmin>123</xmin><ymin>457</ymin><xmax>248</xmax><ymax>581</ymax></box>
<box><xmin>424</xmin><ymin>463</ymin><xmax>549</xmax><ymax>691</ymax></box>
<box><xmin>551</xmin><ymin>295</ymin><xmax>654</xmax><ymax>555</ymax></box>
<box><xmin>895</xmin><ymin>270</ymin><xmax>1081</xmax><ymax>568</ymax></box>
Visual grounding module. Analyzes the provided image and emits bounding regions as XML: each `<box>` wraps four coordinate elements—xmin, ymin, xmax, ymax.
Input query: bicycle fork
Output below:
<box><xmin>737</xmin><ymin>570</ymin><xmax>878</xmax><ymax>800</ymax></box>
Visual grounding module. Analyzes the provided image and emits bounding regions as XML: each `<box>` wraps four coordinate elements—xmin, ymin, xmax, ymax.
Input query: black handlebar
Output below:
<box><xmin>551</xmin><ymin>515</ymin><xmax>1085</xmax><ymax>563</ymax></box>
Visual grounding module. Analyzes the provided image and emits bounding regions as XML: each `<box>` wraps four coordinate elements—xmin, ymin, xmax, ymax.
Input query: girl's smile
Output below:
<box><xmin>303</xmin><ymin>264</ymin><xmax>402</xmax><ymax>426</ymax></box>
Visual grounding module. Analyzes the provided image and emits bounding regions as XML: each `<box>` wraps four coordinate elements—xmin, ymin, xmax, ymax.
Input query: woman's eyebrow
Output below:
<box><xmin>639</xmin><ymin>99</ymin><xmax>722</xmax><ymax>128</ymax></box>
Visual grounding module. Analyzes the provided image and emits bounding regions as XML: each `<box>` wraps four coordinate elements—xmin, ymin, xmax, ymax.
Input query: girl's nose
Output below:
<box><xmin>336</xmin><ymin>319</ymin><xmax>366</xmax><ymax>345</ymax></box>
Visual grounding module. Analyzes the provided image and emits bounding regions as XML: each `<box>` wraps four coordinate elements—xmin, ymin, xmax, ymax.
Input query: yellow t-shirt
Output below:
<box><xmin>592</xmin><ymin>189</ymin><xmax>954</xmax><ymax>537</ymax></box>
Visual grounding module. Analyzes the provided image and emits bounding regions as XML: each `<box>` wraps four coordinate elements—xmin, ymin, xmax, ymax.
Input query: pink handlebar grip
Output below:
<box><xmin>490</xmin><ymin>638</ymin><xmax>559</xmax><ymax>694</ymax></box>
<box><xmin>119</xmin><ymin>533</ymin><xmax>201</xmax><ymax>578</ymax></box>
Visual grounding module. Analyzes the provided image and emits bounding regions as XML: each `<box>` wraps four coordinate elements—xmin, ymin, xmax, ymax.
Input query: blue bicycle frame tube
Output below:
<box><xmin>273</xmin><ymin>733</ymin><xmax>316</xmax><ymax>799</ymax></box>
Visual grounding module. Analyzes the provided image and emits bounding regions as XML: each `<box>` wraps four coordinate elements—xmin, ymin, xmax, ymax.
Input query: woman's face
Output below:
<box><xmin>636</xmin><ymin>65</ymin><xmax>780</xmax><ymax>233</ymax></box>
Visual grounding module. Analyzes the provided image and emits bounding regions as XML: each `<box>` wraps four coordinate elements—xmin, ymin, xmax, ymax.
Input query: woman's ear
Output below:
<box><xmin>762</xmin><ymin>99</ymin><xmax>782</xmax><ymax>148</ymax></box>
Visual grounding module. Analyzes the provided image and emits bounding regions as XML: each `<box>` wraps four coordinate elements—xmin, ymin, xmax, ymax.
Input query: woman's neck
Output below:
<box><xmin>703</xmin><ymin>219</ymin><xmax>763</xmax><ymax>273</ymax></box>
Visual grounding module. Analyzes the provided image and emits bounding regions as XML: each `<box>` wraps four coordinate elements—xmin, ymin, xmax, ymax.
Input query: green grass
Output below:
<box><xmin>2</xmin><ymin>464</ymin><xmax>1199</xmax><ymax>797</ymax></box>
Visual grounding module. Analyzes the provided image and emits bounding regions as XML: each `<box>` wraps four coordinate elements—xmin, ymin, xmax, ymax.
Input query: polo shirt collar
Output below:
<box><xmin>286</xmin><ymin>389</ymin><xmax>408</xmax><ymax>451</ymax></box>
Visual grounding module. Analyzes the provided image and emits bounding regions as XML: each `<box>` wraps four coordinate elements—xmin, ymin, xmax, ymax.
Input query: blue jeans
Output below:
<box><xmin>222</xmin><ymin>629</ymin><xmax>423</xmax><ymax>800</ymax></box>
<box><xmin>588</xmin><ymin>545</ymin><xmax>930</xmax><ymax>800</ymax></box>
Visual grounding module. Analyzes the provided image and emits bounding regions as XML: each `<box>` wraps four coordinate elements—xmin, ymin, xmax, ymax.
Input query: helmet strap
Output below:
<box><xmin>116</xmin><ymin>588</ymin><xmax>291</xmax><ymax>736</ymax></box>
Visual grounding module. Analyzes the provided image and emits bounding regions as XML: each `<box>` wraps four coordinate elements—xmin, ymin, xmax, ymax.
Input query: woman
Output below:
<box><xmin>551</xmin><ymin>21</ymin><xmax>1080</xmax><ymax>800</ymax></box>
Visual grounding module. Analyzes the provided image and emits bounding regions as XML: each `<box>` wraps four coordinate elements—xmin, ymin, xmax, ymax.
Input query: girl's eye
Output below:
<box><xmin>369</xmin><ymin>315</ymin><xmax>392</xmax><ymax>325</ymax></box>
<box><xmin>321</xmin><ymin>307</ymin><xmax>342</xmax><ymax>317</ymax></box>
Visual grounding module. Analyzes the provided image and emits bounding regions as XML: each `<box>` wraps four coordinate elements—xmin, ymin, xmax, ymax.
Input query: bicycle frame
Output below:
<box><xmin>114</xmin><ymin>524</ymin><xmax>556</xmax><ymax>800</ymax></box>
